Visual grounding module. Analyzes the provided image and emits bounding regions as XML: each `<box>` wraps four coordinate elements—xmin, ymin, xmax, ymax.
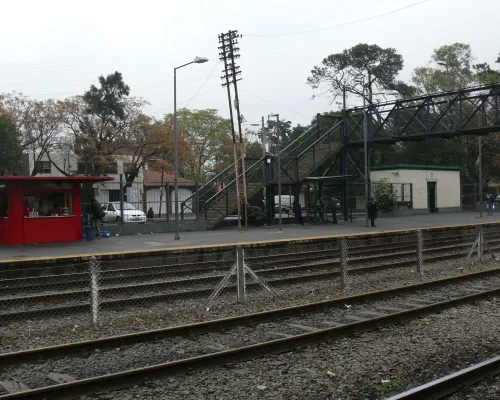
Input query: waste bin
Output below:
<box><xmin>84</xmin><ymin>226</ymin><xmax>97</xmax><ymax>242</ymax></box>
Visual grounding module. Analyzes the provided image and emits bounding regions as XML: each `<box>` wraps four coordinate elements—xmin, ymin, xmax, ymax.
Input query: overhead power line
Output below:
<box><xmin>239</xmin><ymin>88</ymin><xmax>312</xmax><ymax>119</ymax></box>
<box><xmin>184</xmin><ymin>61</ymin><xmax>221</xmax><ymax>109</ymax></box>
<box><xmin>245</xmin><ymin>0</ymin><xmax>430</xmax><ymax>38</ymax></box>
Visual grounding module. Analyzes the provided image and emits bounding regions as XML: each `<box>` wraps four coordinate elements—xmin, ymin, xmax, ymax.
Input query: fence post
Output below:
<box><xmin>236</xmin><ymin>246</ymin><xmax>246</xmax><ymax>303</ymax></box>
<box><xmin>340</xmin><ymin>238</ymin><xmax>348</xmax><ymax>288</ymax></box>
<box><xmin>478</xmin><ymin>226</ymin><xmax>484</xmax><ymax>262</ymax></box>
<box><xmin>416</xmin><ymin>230</ymin><xmax>424</xmax><ymax>275</ymax></box>
<box><xmin>119</xmin><ymin>173</ymin><xmax>124</xmax><ymax>235</ymax></box>
<box><xmin>89</xmin><ymin>256</ymin><xmax>101</xmax><ymax>327</ymax></box>
<box><xmin>166</xmin><ymin>184</ymin><xmax>170</xmax><ymax>221</ymax></box>
<box><xmin>195</xmin><ymin>182</ymin><xmax>200</xmax><ymax>221</ymax></box>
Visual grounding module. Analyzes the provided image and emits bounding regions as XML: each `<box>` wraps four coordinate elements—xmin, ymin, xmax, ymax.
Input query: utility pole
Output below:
<box><xmin>361</xmin><ymin>82</ymin><xmax>369</xmax><ymax>228</ymax></box>
<box><xmin>261</xmin><ymin>116</ymin><xmax>266</xmax><ymax>157</ymax></box>
<box><xmin>226</xmin><ymin>30</ymin><xmax>248</xmax><ymax>231</ymax></box>
<box><xmin>218</xmin><ymin>32</ymin><xmax>242</xmax><ymax>230</ymax></box>
<box><xmin>478</xmin><ymin>136</ymin><xmax>483</xmax><ymax>218</ymax></box>
<box><xmin>270</xmin><ymin>113</ymin><xmax>282</xmax><ymax>233</ymax></box>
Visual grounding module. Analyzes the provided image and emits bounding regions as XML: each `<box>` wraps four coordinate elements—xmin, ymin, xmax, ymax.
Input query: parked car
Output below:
<box><xmin>101</xmin><ymin>202</ymin><xmax>146</xmax><ymax>223</ymax></box>
<box><xmin>274</xmin><ymin>195</ymin><xmax>294</xmax><ymax>213</ymax></box>
<box><xmin>496</xmin><ymin>195</ymin><xmax>500</xmax><ymax>204</ymax></box>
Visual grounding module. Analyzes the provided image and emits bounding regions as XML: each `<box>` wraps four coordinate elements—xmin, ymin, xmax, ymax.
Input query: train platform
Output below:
<box><xmin>0</xmin><ymin>211</ymin><xmax>497</xmax><ymax>262</ymax></box>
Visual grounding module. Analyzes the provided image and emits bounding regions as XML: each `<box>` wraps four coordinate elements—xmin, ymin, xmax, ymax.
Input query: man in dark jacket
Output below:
<box><xmin>316</xmin><ymin>196</ymin><xmax>326</xmax><ymax>223</ymax></box>
<box><xmin>90</xmin><ymin>198</ymin><xmax>103</xmax><ymax>238</ymax></box>
<box><xmin>367</xmin><ymin>197</ymin><xmax>378</xmax><ymax>227</ymax></box>
<box><xmin>293</xmin><ymin>201</ymin><xmax>304</xmax><ymax>225</ymax></box>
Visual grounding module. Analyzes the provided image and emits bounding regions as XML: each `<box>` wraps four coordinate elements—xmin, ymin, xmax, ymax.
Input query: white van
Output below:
<box><xmin>274</xmin><ymin>195</ymin><xmax>294</xmax><ymax>213</ymax></box>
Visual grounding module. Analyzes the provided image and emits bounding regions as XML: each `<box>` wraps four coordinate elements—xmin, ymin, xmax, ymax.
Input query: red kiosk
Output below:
<box><xmin>0</xmin><ymin>176</ymin><xmax>112</xmax><ymax>245</ymax></box>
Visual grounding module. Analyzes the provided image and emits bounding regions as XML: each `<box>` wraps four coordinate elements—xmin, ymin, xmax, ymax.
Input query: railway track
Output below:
<box><xmin>0</xmin><ymin>231</ymin><xmax>487</xmax><ymax>283</ymax></box>
<box><xmin>0</xmin><ymin>232</ymin><xmax>494</xmax><ymax>296</ymax></box>
<box><xmin>0</xmin><ymin>268</ymin><xmax>499</xmax><ymax>399</ymax></box>
<box><xmin>387</xmin><ymin>355</ymin><xmax>500</xmax><ymax>399</ymax></box>
<box><xmin>0</xmin><ymin>236</ymin><xmax>498</xmax><ymax>322</ymax></box>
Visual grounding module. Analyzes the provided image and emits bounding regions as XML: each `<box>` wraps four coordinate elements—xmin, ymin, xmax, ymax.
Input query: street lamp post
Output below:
<box><xmin>355</xmin><ymin>78</ymin><xmax>370</xmax><ymax>228</ymax></box>
<box><xmin>174</xmin><ymin>56</ymin><xmax>208</xmax><ymax>240</ymax></box>
<box><xmin>270</xmin><ymin>113</ymin><xmax>282</xmax><ymax>233</ymax></box>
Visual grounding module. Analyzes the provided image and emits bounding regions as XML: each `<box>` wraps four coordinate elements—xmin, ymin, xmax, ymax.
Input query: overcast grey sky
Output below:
<box><xmin>1</xmin><ymin>0</ymin><xmax>499</xmax><ymax>129</ymax></box>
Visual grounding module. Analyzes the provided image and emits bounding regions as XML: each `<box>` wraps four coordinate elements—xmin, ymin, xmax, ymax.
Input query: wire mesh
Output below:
<box><xmin>0</xmin><ymin>260</ymin><xmax>94</xmax><ymax>352</ymax></box>
<box><xmin>95</xmin><ymin>249</ymin><xmax>238</xmax><ymax>325</ymax></box>
<box><xmin>243</xmin><ymin>239</ymin><xmax>341</xmax><ymax>303</ymax></box>
<box><xmin>346</xmin><ymin>231</ymin><xmax>418</xmax><ymax>290</ymax></box>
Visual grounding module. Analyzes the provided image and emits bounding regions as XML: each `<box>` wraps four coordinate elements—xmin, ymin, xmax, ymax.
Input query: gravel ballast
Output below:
<box><xmin>447</xmin><ymin>375</ymin><xmax>500</xmax><ymax>399</ymax></box>
<box><xmin>1</xmin><ymin>258</ymin><xmax>498</xmax><ymax>353</ymax></box>
<box><xmin>80</xmin><ymin>297</ymin><xmax>500</xmax><ymax>400</ymax></box>
<box><xmin>4</xmin><ymin>274</ymin><xmax>499</xmax><ymax>390</ymax></box>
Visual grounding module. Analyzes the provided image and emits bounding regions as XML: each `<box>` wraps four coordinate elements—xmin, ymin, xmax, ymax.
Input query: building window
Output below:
<box><xmin>35</xmin><ymin>161</ymin><xmax>51</xmax><ymax>174</ymax></box>
<box><xmin>77</xmin><ymin>162</ymin><xmax>93</xmax><ymax>175</ymax></box>
<box><xmin>123</xmin><ymin>163</ymin><xmax>135</xmax><ymax>174</ymax></box>
<box><xmin>108</xmin><ymin>189</ymin><xmax>121</xmax><ymax>202</ymax></box>
<box><xmin>103</xmin><ymin>162</ymin><xmax>118</xmax><ymax>174</ymax></box>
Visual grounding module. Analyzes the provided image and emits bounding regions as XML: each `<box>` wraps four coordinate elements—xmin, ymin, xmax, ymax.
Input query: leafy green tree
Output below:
<box><xmin>0</xmin><ymin>114</ymin><xmax>22</xmax><ymax>175</ymax></box>
<box><xmin>474</xmin><ymin>51</ymin><xmax>500</xmax><ymax>85</ymax></box>
<box><xmin>67</xmin><ymin>71</ymin><xmax>133</xmax><ymax>176</ymax></box>
<box><xmin>411</xmin><ymin>43</ymin><xmax>475</xmax><ymax>93</ymax></box>
<box><xmin>165</xmin><ymin>109</ymin><xmax>232</xmax><ymax>181</ymax></box>
<box><xmin>307</xmin><ymin>43</ymin><xmax>408</xmax><ymax>104</ymax></box>
<box><xmin>373</xmin><ymin>178</ymin><xmax>398</xmax><ymax>211</ymax></box>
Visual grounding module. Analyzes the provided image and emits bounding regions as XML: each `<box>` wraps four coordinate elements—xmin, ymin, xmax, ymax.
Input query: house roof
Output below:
<box><xmin>143</xmin><ymin>170</ymin><xmax>194</xmax><ymax>186</ymax></box>
<box><xmin>371</xmin><ymin>164</ymin><xmax>461</xmax><ymax>172</ymax></box>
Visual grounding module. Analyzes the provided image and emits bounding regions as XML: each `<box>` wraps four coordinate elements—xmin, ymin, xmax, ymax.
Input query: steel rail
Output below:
<box><xmin>0</xmin><ymin>242</ymin><xmax>487</xmax><ymax>310</ymax></box>
<box><xmin>0</xmin><ymin>236</ymin><xmax>488</xmax><ymax>295</ymax></box>
<box><xmin>0</xmin><ymin>272</ymin><xmax>499</xmax><ymax>399</ymax></box>
<box><xmin>1</xmin><ymin>267</ymin><xmax>499</xmax><ymax>367</ymax></box>
<box><xmin>386</xmin><ymin>355</ymin><xmax>500</xmax><ymax>399</ymax></box>
<box><xmin>1</xmin><ymin>243</ymin><xmax>498</xmax><ymax>322</ymax></box>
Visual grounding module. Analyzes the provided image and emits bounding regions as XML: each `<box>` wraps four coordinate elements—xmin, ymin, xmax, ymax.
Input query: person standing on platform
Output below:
<box><xmin>293</xmin><ymin>201</ymin><xmax>304</xmax><ymax>225</ymax></box>
<box><xmin>367</xmin><ymin>197</ymin><xmax>378</xmax><ymax>227</ymax></box>
<box><xmin>331</xmin><ymin>197</ymin><xmax>339</xmax><ymax>224</ymax></box>
<box><xmin>486</xmin><ymin>194</ymin><xmax>494</xmax><ymax>216</ymax></box>
<box><xmin>316</xmin><ymin>196</ymin><xmax>326</xmax><ymax>223</ymax></box>
<box><xmin>90</xmin><ymin>198</ymin><xmax>103</xmax><ymax>238</ymax></box>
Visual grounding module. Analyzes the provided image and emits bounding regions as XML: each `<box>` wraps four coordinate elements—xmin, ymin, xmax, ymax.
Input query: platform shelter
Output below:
<box><xmin>0</xmin><ymin>176</ymin><xmax>112</xmax><ymax>245</ymax></box>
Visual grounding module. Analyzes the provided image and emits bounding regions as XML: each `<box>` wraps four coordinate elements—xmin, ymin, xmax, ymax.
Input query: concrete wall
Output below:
<box><xmin>102</xmin><ymin>220</ymin><xmax>207</xmax><ymax>236</ymax></box>
<box><xmin>371</xmin><ymin>169</ymin><xmax>460</xmax><ymax>212</ymax></box>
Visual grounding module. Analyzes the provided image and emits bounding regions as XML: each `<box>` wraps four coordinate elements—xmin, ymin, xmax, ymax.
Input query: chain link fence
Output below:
<box><xmin>2</xmin><ymin>223</ymin><xmax>500</xmax><ymax>353</ymax></box>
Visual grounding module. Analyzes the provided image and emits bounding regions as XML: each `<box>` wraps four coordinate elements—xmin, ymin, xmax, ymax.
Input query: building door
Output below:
<box><xmin>427</xmin><ymin>182</ymin><xmax>437</xmax><ymax>212</ymax></box>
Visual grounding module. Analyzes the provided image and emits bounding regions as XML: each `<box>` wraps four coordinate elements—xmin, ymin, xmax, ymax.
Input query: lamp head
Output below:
<box><xmin>193</xmin><ymin>56</ymin><xmax>209</xmax><ymax>64</ymax></box>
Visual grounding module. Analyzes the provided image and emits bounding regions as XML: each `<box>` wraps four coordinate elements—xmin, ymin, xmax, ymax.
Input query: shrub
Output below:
<box><xmin>373</xmin><ymin>178</ymin><xmax>398</xmax><ymax>211</ymax></box>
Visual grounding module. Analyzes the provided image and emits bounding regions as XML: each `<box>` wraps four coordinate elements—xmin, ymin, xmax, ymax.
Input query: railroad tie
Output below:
<box><xmin>343</xmin><ymin>315</ymin><xmax>369</xmax><ymax>322</ymax></box>
<box><xmin>320</xmin><ymin>321</ymin><xmax>345</xmax><ymax>328</ymax></box>
<box><xmin>205</xmin><ymin>342</ymin><xmax>227</xmax><ymax>352</ymax></box>
<box><xmin>399</xmin><ymin>302</ymin><xmax>431</xmax><ymax>309</ymax></box>
<box><xmin>406</xmin><ymin>298</ymin><xmax>435</xmax><ymax>304</ymax></box>
<box><xmin>461</xmin><ymin>288</ymin><xmax>486</xmax><ymax>293</ymax></box>
<box><xmin>356</xmin><ymin>311</ymin><xmax>388</xmax><ymax>318</ymax></box>
<box><xmin>375</xmin><ymin>306</ymin><xmax>405</xmax><ymax>313</ymax></box>
<box><xmin>47</xmin><ymin>372</ymin><xmax>76</xmax><ymax>384</ymax></box>
<box><xmin>268</xmin><ymin>331</ymin><xmax>294</xmax><ymax>338</ymax></box>
<box><xmin>286</xmin><ymin>323</ymin><xmax>321</xmax><ymax>332</ymax></box>
<box><xmin>0</xmin><ymin>380</ymin><xmax>30</xmax><ymax>394</ymax></box>
<box><xmin>426</xmin><ymin>295</ymin><xmax>452</xmax><ymax>302</ymax></box>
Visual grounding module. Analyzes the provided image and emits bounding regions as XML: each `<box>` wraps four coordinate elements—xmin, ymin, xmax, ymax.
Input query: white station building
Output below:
<box><xmin>370</xmin><ymin>164</ymin><xmax>461</xmax><ymax>213</ymax></box>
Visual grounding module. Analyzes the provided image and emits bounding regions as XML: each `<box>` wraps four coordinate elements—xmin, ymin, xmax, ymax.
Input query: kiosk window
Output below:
<box><xmin>0</xmin><ymin>184</ymin><xmax>7</xmax><ymax>218</ymax></box>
